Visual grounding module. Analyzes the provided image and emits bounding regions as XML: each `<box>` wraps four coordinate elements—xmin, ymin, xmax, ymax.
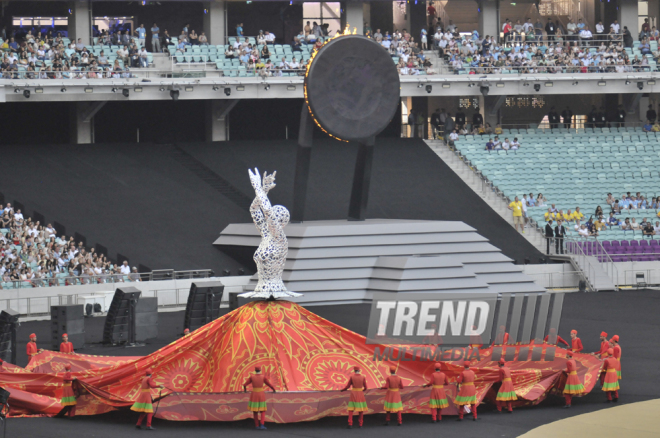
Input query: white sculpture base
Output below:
<box><xmin>238</xmin><ymin>290</ymin><xmax>302</xmax><ymax>299</ymax></box>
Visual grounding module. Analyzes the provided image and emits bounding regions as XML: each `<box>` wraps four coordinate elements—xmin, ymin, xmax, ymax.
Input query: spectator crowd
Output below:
<box><xmin>365</xmin><ymin>27</ymin><xmax>435</xmax><ymax>75</ymax></box>
<box><xmin>538</xmin><ymin>191</ymin><xmax>660</xmax><ymax>241</ymax></box>
<box><xmin>0</xmin><ymin>203</ymin><xmax>141</xmax><ymax>289</ymax></box>
<box><xmin>419</xmin><ymin>10</ymin><xmax>657</xmax><ymax>75</ymax></box>
<box><xmin>0</xmin><ymin>29</ymin><xmax>148</xmax><ymax>79</ymax></box>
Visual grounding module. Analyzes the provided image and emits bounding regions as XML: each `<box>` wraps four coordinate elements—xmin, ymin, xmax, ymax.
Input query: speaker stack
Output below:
<box><xmin>50</xmin><ymin>304</ymin><xmax>85</xmax><ymax>350</ymax></box>
<box><xmin>135</xmin><ymin>297</ymin><xmax>158</xmax><ymax>342</ymax></box>
<box><xmin>103</xmin><ymin>287</ymin><xmax>141</xmax><ymax>345</ymax></box>
<box><xmin>184</xmin><ymin>281</ymin><xmax>224</xmax><ymax>331</ymax></box>
<box><xmin>0</xmin><ymin>310</ymin><xmax>18</xmax><ymax>364</ymax></box>
<box><xmin>103</xmin><ymin>287</ymin><xmax>158</xmax><ymax>345</ymax></box>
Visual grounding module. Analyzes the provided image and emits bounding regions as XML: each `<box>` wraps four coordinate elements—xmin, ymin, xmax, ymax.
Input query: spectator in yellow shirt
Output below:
<box><xmin>494</xmin><ymin>124</ymin><xmax>503</xmax><ymax>135</ymax></box>
<box><xmin>508</xmin><ymin>196</ymin><xmax>524</xmax><ymax>233</ymax></box>
<box><xmin>556</xmin><ymin>209</ymin><xmax>567</xmax><ymax>222</ymax></box>
<box><xmin>573</xmin><ymin>207</ymin><xmax>584</xmax><ymax>222</ymax></box>
<box><xmin>564</xmin><ymin>209</ymin><xmax>574</xmax><ymax>222</ymax></box>
<box><xmin>544</xmin><ymin>208</ymin><xmax>556</xmax><ymax>221</ymax></box>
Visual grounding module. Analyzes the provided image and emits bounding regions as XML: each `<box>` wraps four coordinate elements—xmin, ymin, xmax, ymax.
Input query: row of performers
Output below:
<box><xmin>53</xmin><ymin>350</ymin><xmax>621</xmax><ymax>430</ymax></box>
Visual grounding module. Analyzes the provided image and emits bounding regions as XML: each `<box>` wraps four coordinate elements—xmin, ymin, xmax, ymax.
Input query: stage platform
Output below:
<box><xmin>10</xmin><ymin>289</ymin><xmax>660</xmax><ymax>438</ymax></box>
<box><xmin>0</xmin><ymin>139</ymin><xmax>540</xmax><ymax>277</ymax></box>
<box><xmin>216</xmin><ymin>219</ymin><xmax>544</xmax><ymax>304</ymax></box>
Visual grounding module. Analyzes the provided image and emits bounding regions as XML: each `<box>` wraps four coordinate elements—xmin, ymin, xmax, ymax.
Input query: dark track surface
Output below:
<box><xmin>0</xmin><ymin>139</ymin><xmax>540</xmax><ymax>276</ymax></box>
<box><xmin>12</xmin><ymin>290</ymin><xmax>660</xmax><ymax>438</ymax></box>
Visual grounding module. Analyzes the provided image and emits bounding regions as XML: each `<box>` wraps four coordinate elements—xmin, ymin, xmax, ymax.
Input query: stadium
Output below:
<box><xmin>0</xmin><ymin>0</ymin><xmax>658</xmax><ymax>437</ymax></box>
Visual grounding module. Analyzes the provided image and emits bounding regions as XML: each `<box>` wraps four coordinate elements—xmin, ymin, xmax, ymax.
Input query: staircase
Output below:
<box><xmin>151</xmin><ymin>53</ymin><xmax>171</xmax><ymax>71</ymax></box>
<box><xmin>425</xmin><ymin>139</ymin><xmax>547</xmax><ymax>254</ymax></box>
<box><xmin>569</xmin><ymin>255</ymin><xmax>617</xmax><ymax>292</ymax></box>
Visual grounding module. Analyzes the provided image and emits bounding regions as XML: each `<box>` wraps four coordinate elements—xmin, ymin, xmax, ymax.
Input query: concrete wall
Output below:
<box><xmin>522</xmin><ymin>263</ymin><xmax>580</xmax><ymax>289</ymax></box>
<box><xmin>0</xmin><ymin>276</ymin><xmax>251</xmax><ymax>319</ymax></box>
<box><xmin>611</xmin><ymin>261</ymin><xmax>660</xmax><ymax>286</ymax></box>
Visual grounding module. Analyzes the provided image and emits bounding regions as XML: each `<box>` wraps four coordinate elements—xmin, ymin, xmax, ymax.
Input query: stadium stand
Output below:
<box><xmin>0</xmin><ymin>34</ymin><xmax>152</xmax><ymax>79</ymax></box>
<box><xmin>453</xmin><ymin>127</ymin><xmax>660</xmax><ymax>260</ymax></box>
<box><xmin>0</xmin><ymin>204</ymin><xmax>142</xmax><ymax>289</ymax></box>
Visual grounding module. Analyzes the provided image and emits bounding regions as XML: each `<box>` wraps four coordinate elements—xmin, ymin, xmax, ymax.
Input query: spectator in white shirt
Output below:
<box><xmin>14</xmin><ymin>210</ymin><xmax>23</xmax><ymax>222</ymax></box>
<box><xmin>573</xmin><ymin>220</ymin><xmax>581</xmax><ymax>232</ymax></box>
<box><xmin>578</xmin><ymin>225</ymin><xmax>590</xmax><ymax>237</ymax></box>
<box><xmin>501</xmin><ymin>138</ymin><xmax>511</xmax><ymax>150</ymax></box>
<box><xmin>579</xmin><ymin>27</ymin><xmax>593</xmax><ymax>47</ymax></box>
<box><xmin>510</xmin><ymin>138</ymin><xmax>520</xmax><ymax>149</ymax></box>
<box><xmin>120</xmin><ymin>261</ymin><xmax>131</xmax><ymax>275</ymax></box>
<box><xmin>139</xmin><ymin>48</ymin><xmax>149</xmax><ymax>67</ymax></box>
<box><xmin>610</xmin><ymin>20</ymin><xmax>620</xmax><ymax>34</ymax></box>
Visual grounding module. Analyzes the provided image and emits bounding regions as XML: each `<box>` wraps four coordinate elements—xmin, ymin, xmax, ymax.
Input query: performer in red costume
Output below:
<box><xmin>243</xmin><ymin>365</ymin><xmax>276</xmax><ymax>430</ymax></box>
<box><xmin>496</xmin><ymin>359</ymin><xmax>517</xmax><ymax>413</ymax></box>
<box><xmin>58</xmin><ymin>364</ymin><xmax>77</xmax><ymax>418</ymax></box>
<box><xmin>593</xmin><ymin>332</ymin><xmax>609</xmax><ymax>357</ymax></box>
<box><xmin>569</xmin><ymin>330</ymin><xmax>583</xmax><ymax>353</ymax></box>
<box><xmin>543</xmin><ymin>328</ymin><xmax>569</xmax><ymax>347</ymax></box>
<box><xmin>26</xmin><ymin>333</ymin><xmax>43</xmax><ymax>358</ymax></box>
<box><xmin>601</xmin><ymin>348</ymin><xmax>620</xmax><ymax>403</ymax></box>
<box><xmin>382</xmin><ymin>366</ymin><xmax>403</xmax><ymax>426</ymax></box>
<box><xmin>454</xmin><ymin>361</ymin><xmax>477</xmax><ymax>421</ymax></box>
<box><xmin>423</xmin><ymin>362</ymin><xmax>448</xmax><ymax>423</ymax></box>
<box><xmin>60</xmin><ymin>334</ymin><xmax>74</xmax><ymax>353</ymax></box>
<box><xmin>610</xmin><ymin>335</ymin><xmax>622</xmax><ymax>379</ymax></box>
<box><xmin>341</xmin><ymin>366</ymin><xmax>368</xmax><ymax>429</ymax></box>
<box><xmin>183</xmin><ymin>328</ymin><xmax>190</xmax><ymax>337</ymax></box>
<box><xmin>131</xmin><ymin>368</ymin><xmax>164</xmax><ymax>430</ymax></box>
<box><xmin>562</xmin><ymin>351</ymin><xmax>585</xmax><ymax>408</ymax></box>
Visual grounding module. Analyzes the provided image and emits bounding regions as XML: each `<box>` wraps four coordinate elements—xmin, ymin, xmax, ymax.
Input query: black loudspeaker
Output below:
<box><xmin>135</xmin><ymin>297</ymin><xmax>158</xmax><ymax>342</ymax></box>
<box><xmin>228</xmin><ymin>292</ymin><xmax>241</xmax><ymax>311</ymax></box>
<box><xmin>0</xmin><ymin>310</ymin><xmax>18</xmax><ymax>364</ymax></box>
<box><xmin>103</xmin><ymin>287</ymin><xmax>141</xmax><ymax>345</ymax></box>
<box><xmin>184</xmin><ymin>281</ymin><xmax>224</xmax><ymax>331</ymax></box>
<box><xmin>50</xmin><ymin>305</ymin><xmax>85</xmax><ymax>350</ymax></box>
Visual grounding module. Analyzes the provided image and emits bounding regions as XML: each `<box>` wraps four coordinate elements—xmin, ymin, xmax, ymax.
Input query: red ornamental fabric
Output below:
<box><xmin>0</xmin><ymin>301</ymin><xmax>603</xmax><ymax>420</ymax></box>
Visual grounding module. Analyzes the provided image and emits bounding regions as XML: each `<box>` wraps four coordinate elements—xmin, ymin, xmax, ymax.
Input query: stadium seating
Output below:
<box><xmin>454</xmin><ymin>127</ymin><xmax>660</xmax><ymax>260</ymax></box>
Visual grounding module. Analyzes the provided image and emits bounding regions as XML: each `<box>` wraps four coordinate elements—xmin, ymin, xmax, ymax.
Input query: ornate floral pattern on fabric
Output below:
<box><xmin>0</xmin><ymin>301</ymin><xmax>603</xmax><ymax>420</ymax></box>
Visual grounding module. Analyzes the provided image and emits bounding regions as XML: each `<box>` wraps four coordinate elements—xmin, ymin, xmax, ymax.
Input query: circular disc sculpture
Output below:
<box><xmin>304</xmin><ymin>35</ymin><xmax>401</xmax><ymax>141</ymax></box>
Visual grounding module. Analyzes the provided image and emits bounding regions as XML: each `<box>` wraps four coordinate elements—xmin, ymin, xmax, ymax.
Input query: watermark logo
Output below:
<box><xmin>367</xmin><ymin>292</ymin><xmax>564</xmax><ymax>349</ymax></box>
<box><xmin>367</xmin><ymin>293</ymin><xmax>497</xmax><ymax>346</ymax></box>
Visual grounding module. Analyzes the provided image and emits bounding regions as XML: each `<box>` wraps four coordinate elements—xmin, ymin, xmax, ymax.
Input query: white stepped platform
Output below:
<box><xmin>215</xmin><ymin>219</ymin><xmax>546</xmax><ymax>305</ymax></box>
